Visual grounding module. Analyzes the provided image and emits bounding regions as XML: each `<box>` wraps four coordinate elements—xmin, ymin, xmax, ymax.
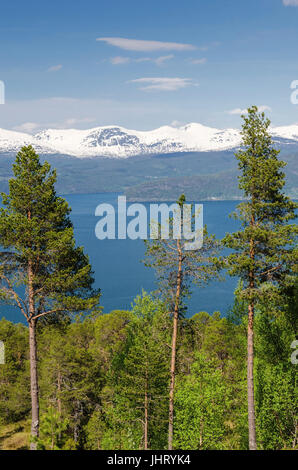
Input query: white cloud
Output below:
<box><xmin>129</xmin><ymin>77</ymin><xmax>198</xmax><ymax>91</ymax></box>
<box><xmin>134</xmin><ymin>55</ymin><xmax>174</xmax><ymax>65</ymax></box>
<box><xmin>0</xmin><ymin>96</ymin><xmax>211</xmax><ymax>133</ymax></box>
<box><xmin>47</xmin><ymin>64</ymin><xmax>63</xmax><ymax>72</ymax></box>
<box><xmin>13</xmin><ymin>117</ymin><xmax>96</xmax><ymax>133</ymax></box>
<box><xmin>227</xmin><ymin>105</ymin><xmax>272</xmax><ymax>115</ymax></box>
<box><xmin>59</xmin><ymin>117</ymin><xmax>96</xmax><ymax>128</ymax></box>
<box><xmin>171</xmin><ymin>120</ymin><xmax>185</xmax><ymax>127</ymax></box>
<box><xmin>110</xmin><ymin>55</ymin><xmax>174</xmax><ymax>66</ymax></box>
<box><xmin>282</xmin><ymin>0</ymin><xmax>298</xmax><ymax>6</ymax></box>
<box><xmin>227</xmin><ymin>108</ymin><xmax>248</xmax><ymax>115</ymax></box>
<box><xmin>13</xmin><ymin>122</ymin><xmax>40</xmax><ymax>133</ymax></box>
<box><xmin>97</xmin><ymin>37</ymin><xmax>196</xmax><ymax>52</ymax></box>
<box><xmin>133</xmin><ymin>57</ymin><xmax>151</xmax><ymax>63</ymax></box>
<box><xmin>153</xmin><ymin>55</ymin><xmax>174</xmax><ymax>65</ymax></box>
<box><xmin>110</xmin><ymin>56</ymin><xmax>131</xmax><ymax>65</ymax></box>
<box><xmin>188</xmin><ymin>58</ymin><xmax>207</xmax><ymax>65</ymax></box>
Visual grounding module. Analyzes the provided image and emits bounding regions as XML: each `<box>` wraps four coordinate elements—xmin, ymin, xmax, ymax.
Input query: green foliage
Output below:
<box><xmin>0</xmin><ymin>318</ymin><xmax>30</xmax><ymax>424</ymax></box>
<box><xmin>0</xmin><ymin>295</ymin><xmax>296</xmax><ymax>450</ymax></box>
<box><xmin>254</xmin><ymin>294</ymin><xmax>298</xmax><ymax>450</ymax></box>
<box><xmin>0</xmin><ymin>145</ymin><xmax>100</xmax><ymax>323</ymax></box>
<box><xmin>180</xmin><ymin>310</ymin><xmax>248</xmax><ymax>449</ymax></box>
<box><xmin>38</xmin><ymin>319</ymin><xmax>102</xmax><ymax>448</ymax></box>
<box><xmin>98</xmin><ymin>293</ymin><xmax>170</xmax><ymax>450</ymax></box>
<box><xmin>36</xmin><ymin>408</ymin><xmax>69</xmax><ymax>450</ymax></box>
<box><xmin>255</xmin><ymin>362</ymin><xmax>297</xmax><ymax>450</ymax></box>
<box><xmin>226</xmin><ymin>281</ymin><xmax>248</xmax><ymax>325</ymax></box>
<box><xmin>174</xmin><ymin>352</ymin><xmax>228</xmax><ymax>450</ymax></box>
<box><xmin>223</xmin><ymin>106</ymin><xmax>297</xmax><ymax>305</ymax></box>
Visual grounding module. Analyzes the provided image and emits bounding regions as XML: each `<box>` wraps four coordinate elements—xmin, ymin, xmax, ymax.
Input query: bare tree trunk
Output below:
<box><xmin>29</xmin><ymin>318</ymin><xmax>39</xmax><ymax>450</ymax></box>
<box><xmin>57</xmin><ymin>369</ymin><xmax>62</xmax><ymax>442</ymax></box>
<box><xmin>247</xmin><ymin>219</ymin><xmax>257</xmax><ymax>450</ymax></box>
<box><xmin>144</xmin><ymin>377</ymin><xmax>148</xmax><ymax>450</ymax></box>
<box><xmin>74</xmin><ymin>401</ymin><xmax>80</xmax><ymax>446</ymax></box>
<box><xmin>27</xmin><ymin>250</ymin><xmax>40</xmax><ymax>450</ymax></box>
<box><xmin>27</xmin><ymin>206</ymin><xmax>40</xmax><ymax>450</ymax></box>
<box><xmin>168</xmin><ymin>240</ymin><xmax>182</xmax><ymax>450</ymax></box>
<box><xmin>57</xmin><ymin>369</ymin><xmax>62</xmax><ymax>415</ymax></box>
<box><xmin>247</xmin><ymin>302</ymin><xmax>256</xmax><ymax>450</ymax></box>
<box><xmin>292</xmin><ymin>418</ymin><xmax>298</xmax><ymax>449</ymax></box>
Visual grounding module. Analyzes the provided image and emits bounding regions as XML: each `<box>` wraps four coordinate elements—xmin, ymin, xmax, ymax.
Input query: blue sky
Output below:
<box><xmin>1</xmin><ymin>0</ymin><xmax>298</xmax><ymax>131</ymax></box>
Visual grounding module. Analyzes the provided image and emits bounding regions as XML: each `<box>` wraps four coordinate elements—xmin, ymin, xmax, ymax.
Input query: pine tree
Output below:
<box><xmin>144</xmin><ymin>194</ymin><xmax>221</xmax><ymax>450</ymax></box>
<box><xmin>36</xmin><ymin>407</ymin><xmax>69</xmax><ymax>450</ymax></box>
<box><xmin>0</xmin><ymin>146</ymin><xmax>100</xmax><ymax>449</ymax></box>
<box><xmin>222</xmin><ymin>106</ymin><xmax>297</xmax><ymax>450</ymax></box>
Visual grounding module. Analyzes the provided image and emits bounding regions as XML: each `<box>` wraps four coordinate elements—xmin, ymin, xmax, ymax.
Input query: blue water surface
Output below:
<box><xmin>0</xmin><ymin>194</ymin><xmax>241</xmax><ymax>323</ymax></box>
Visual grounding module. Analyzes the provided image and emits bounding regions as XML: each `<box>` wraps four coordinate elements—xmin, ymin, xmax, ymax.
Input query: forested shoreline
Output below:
<box><xmin>0</xmin><ymin>107</ymin><xmax>297</xmax><ymax>451</ymax></box>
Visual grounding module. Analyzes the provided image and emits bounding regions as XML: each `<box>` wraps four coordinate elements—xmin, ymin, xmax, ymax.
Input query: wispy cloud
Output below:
<box><xmin>187</xmin><ymin>58</ymin><xmax>207</xmax><ymax>65</ymax></box>
<box><xmin>13</xmin><ymin>117</ymin><xmax>96</xmax><ymax>133</ymax></box>
<box><xmin>1</xmin><ymin>96</ymin><xmax>191</xmax><ymax>132</ymax></box>
<box><xmin>109</xmin><ymin>55</ymin><xmax>174</xmax><ymax>66</ymax></box>
<box><xmin>110</xmin><ymin>56</ymin><xmax>131</xmax><ymax>65</ymax></box>
<box><xmin>227</xmin><ymin>105</ymin><xmax>272</xmax><ymax>115</ymax></box>
<box><xmin>97</xmin><ymin>37</ymin><xmax>196</xmax><ymax>52</ymax></box>
<box><xmin>171</xmin><ymin>120</ymin><xmax>185</xmax><ymax>127</ymax></box>
<box><xmin>129</xmin><ymin>77</ymin><xmax>198</xmax><ymax>91</ymax></box>
<box><xmin>153</xmin><ymin>55</ymin><xmax>174</xmax><ymax>65</ymax></box>
<box><xmin>47</xmin><ymin>64</ymin><xmax>63</xmax><ymax>72</ymax></box>
<box><xmin>13</xmin><ymin>122</ymin><xmax>40</xmax><ymax>132</ymax></box>
<box><xmin>59</xmin><ymin>117</ymin><xmax>96</xmax><ymax>127</ymax></box>
<box><xmin>282</xmin><ymin>0</ymin><xmax>298</xmax><ymax>6</ymax></box>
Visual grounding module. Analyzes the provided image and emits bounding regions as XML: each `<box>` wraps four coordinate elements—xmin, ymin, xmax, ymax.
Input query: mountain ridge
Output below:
<box><xmin>1</xmin><ymin>122</ymin><xmax>298</xmax><ymax>158</ymax></box>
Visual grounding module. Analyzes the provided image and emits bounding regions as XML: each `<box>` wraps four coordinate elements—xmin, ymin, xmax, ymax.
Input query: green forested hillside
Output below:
<box><xmin>0</xmin><ymin>290</ymin><xmax>297</xmax><ymax>450</ymax></box>
<box><xmin>0</xmin><ymin>147</ymin><xmax>296</xmax><ymax>200</ymax></box>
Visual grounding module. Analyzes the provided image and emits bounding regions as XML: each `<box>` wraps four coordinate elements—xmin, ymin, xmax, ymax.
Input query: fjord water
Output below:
<box><xmin>0</xmin><ymin>193</ymin><xmax>241</xmax><ymax>324</ymax></box>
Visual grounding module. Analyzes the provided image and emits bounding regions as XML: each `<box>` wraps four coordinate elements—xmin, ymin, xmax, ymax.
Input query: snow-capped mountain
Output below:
<box><xmin>0</xmin><ymin>123</ymin><xmax>298</xmax><ymax>158</ymax></box>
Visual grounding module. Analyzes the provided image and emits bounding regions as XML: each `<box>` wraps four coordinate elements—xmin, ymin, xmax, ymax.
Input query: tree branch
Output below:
<box><xmin>0</xmin><ymin>275</ymin><xmax>29</xmax><ymax>321</ymax></box>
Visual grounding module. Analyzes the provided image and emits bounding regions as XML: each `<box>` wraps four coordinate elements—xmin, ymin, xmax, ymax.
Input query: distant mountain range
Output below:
<box><xmin>0</xmin><ymin>122</ymin><xmax>296</xmax><ymax>201</ymax></box>
<box><xmin>1</xmin><ymin>122</ymin><xmax>298</xmax><ymax>158</ymax></box>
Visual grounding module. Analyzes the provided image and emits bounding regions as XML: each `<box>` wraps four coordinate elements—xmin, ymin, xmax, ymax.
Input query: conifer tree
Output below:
<box><xmin>223</xmin><ymin>107</ymin><xmax>297</xmax><ymax>450</ymax></box>
<box><xmin>0</xmin><ymin>146</ymin><xmax>100</xmax><ymax>449</ymax></box>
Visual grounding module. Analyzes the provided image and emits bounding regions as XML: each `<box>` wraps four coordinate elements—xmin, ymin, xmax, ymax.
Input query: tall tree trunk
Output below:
<box><xmin>247</xmin><ymin>302</ymin><xmax>257</xmax><ymax>450</ymax></box>
<box><xmin>29</xmin><ymin>318</ymin><xmax>39</xmax><ymax>450</ymax></box>
<box><xmin>168</xmin><ymin>240</ymin><xmax>182</xmax><ymax>450</ymax></box>
<box><xmin>28</xmin><ymin>253</ymin><xmax>39</xmax><ymax>450</ymax></box>
<box><xmin>57</xmin><ymin>369</ymin><xmax>62</xmax><ymax>415</ymax></box>
<box><xmin>144</xmin><ymin>376</ymin><xmax>148</xmax><ymax>450</ymax></box>
<box><xmin>293</xmin><ymin>419</ymin><xmax>298</xmax><ymax>449</ymax></box>
<box><xmin>57</xmin><ymin>369</ymin><xmax>62</xmax><ymax>441</ymax></box>
<box><xmin>247</xmin><ymin>218</ymin><xmax>257</xmax><ymax>450</ymax></box>
<box><xmin>73</xmin><ymin>400</ymin><xmax>80</xmax><ymax>446</ymax></box>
